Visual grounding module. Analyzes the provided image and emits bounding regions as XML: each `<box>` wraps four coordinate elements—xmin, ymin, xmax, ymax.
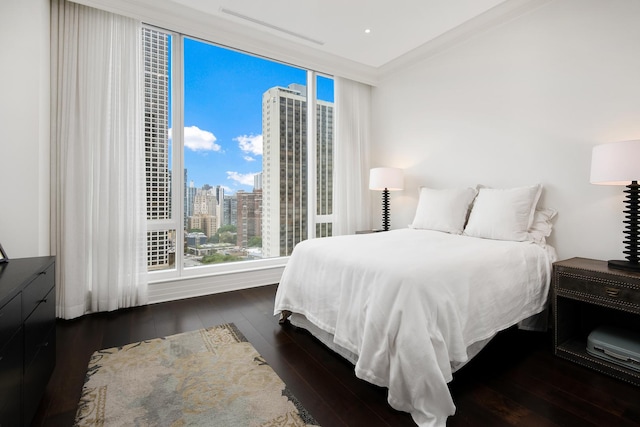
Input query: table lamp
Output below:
<box><xmin>369</xmin><ymin>167</ymin><xmax>403</xmax><ymax>231</ymax></box>
<box><xmin>590</xmin><ymin>139</ymin><xmax>640</xmax><ymax>271</ymax></box>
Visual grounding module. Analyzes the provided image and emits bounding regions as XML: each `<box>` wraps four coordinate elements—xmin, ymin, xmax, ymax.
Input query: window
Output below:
<box><xmin>142</xmin><ymin>27</ymin><xmax>334</xmax><ymax>279</ymax></box>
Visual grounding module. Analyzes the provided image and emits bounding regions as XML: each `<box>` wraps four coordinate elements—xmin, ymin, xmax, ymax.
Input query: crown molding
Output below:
<box><xmin>69</xmin><ymin>0</ymin><xmax>380</xmax><ymax>85</ymax></box>
<box><xmin>67</xmin><ymin>0</ymin><xmax>554</xmax><ymax>86</ymax></box>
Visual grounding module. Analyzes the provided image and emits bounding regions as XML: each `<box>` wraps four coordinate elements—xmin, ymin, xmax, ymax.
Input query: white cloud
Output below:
<box><xmin>227</xmin><ymin>171</ymin><xmax>257</xmax><ymax>186</ymax></box>
<box><xmin>235</xmin><ymin>134</ymin><xmax>263</xmax><ymax>156</ymax></box>
<box><xmin>221</xmin><ymin>185</ymin><xmax>235</xmax><ymax>194</ymax></box>
<box><xmin>244</xmin><ymin>156</ymin><xmax>256</xmax><ymax>162</ymax></box>
<box><xmin>169</xmin><ymin>126</ymin><xmax>221</xmax><ymax>152</ymax></box>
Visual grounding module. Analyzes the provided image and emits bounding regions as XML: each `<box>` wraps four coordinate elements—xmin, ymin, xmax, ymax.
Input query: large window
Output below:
<box><xmin>143</xmin><ymin>27</ymin><xmax>334</xmax><ymax>278</ymax></box>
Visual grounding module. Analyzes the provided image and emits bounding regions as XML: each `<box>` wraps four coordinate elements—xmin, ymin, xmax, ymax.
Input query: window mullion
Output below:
<box><xmin>172</xmin><ymin>34</ymin><xmax>185</xmax><ymax>276</ymax></box>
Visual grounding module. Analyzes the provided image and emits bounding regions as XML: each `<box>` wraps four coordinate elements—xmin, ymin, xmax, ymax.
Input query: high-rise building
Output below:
<box><xmin>186</xmin><ymin>179</ymin><xmax>197</xmax><ymax>221</ymax></box>
<box><xmin>223</xmin><ymin>195</ymin><xmax>237</xmax><ymax>227</ymax></box>
<box><xmin>236</xmin><ymin>189</ymin><xmax>262</xmax><ymax>248</ymax></box>
<box><xmin>188</xmin><ymin>187</ymin><xmax>217</xmax><ymax>237</ymax></box>
<box><xmin>262</xmin><ymin>84</ymin><xmax>334</xmax><ymax>257</ymax></box>
<box><xmin>143</xmin><ymin>27</ymin><xmax>171</xmax><ymax>270</ymax></box>
<box><xmin>215</xmin><ymin>185</ymin><xmax>225</xmax><ymax>232</ymax></box>
<box><xmin>315</xmin><ymin>98</ymin><xmax>334</xmax><ymax>239</ymax></box>
<box><xmin>254</xmin><ymin>172</ymin><xmax>263</xmax><ymax>190</ymax></box>
<box><xmin>193</xmin><ymin>188</ymin><xmax>216</xmax><ymax>216</ymax></box>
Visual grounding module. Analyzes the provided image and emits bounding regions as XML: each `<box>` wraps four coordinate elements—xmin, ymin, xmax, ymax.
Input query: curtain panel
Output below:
<box><xmin>51</xmin><ymin>0</ymin><xmax>148</xmax><ymax>319</ymax></box>
<box><xmin>333</xmin><ymin>77</ymin><xmax>373</xmax><ymax>235</ymax></box>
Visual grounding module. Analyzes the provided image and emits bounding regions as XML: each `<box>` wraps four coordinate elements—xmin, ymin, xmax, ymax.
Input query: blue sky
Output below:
<box><xmin>175</xmin><ymin>37</ymin><xmax>334</xmax><ymax>193</ymax></box>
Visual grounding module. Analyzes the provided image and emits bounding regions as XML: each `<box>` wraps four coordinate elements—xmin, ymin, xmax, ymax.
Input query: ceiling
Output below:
<box><xmin>169</xmin><ymin>0</ymin><xmax>512</xmax><ymax>68</ymax></box>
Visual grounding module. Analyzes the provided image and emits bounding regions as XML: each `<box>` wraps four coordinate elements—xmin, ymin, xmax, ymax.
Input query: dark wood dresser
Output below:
<box><xmin>553</xmin><ymin>257</ymin><xmax>640</xmax><ymax>386</ymax></box>
<box><xmin>0</xmin><ymin>256</ymin><xmax>56</xmax><ymax>427</ymax></box>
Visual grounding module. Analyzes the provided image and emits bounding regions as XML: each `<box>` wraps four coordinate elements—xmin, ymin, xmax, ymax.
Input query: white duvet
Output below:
<box><xmin>274</xmin><ymin>228</ymin><xmax>555</xmax><ymax>426</ymax></box>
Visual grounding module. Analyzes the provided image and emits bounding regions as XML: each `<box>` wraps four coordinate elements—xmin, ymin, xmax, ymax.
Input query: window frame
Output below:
<box><xmin>143</xmin><ymin>26</ymin><xmax>334</xmax><ymax>284</ymax></box>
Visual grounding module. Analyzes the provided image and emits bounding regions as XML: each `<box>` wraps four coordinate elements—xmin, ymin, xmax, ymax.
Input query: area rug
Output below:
<box><xmin>74</xmin><ymin>323</ymin><xmax>320</xmax><ymax>426</ymax></box>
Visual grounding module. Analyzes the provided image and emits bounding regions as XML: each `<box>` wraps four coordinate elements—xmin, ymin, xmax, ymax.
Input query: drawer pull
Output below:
<box><xmin>605</xmin><ymin>287</ymin><xmax>620</xmax><ymax>298</ymax></box>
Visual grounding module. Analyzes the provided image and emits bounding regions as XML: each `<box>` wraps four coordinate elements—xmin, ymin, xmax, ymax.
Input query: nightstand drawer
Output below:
<box><xmin>556</xmin><ymin>272</ymin><xmax>640</xmax><ymax>310</ymax></box>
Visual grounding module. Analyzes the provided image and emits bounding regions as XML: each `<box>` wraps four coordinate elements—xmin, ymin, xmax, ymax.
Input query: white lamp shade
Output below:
<box><xmin>369</xmin><ymin>167</ymin><xmax>403</xmax><ymax>191</ymax></box>
<box><xmin>590</xmin><ymin>140</ymin><xmax>640</xmax><ymax>185</ymax></box>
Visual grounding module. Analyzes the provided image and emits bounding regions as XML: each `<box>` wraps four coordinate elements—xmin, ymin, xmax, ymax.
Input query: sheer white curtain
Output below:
<box><xmin>51</xmin><ymin>0</ymin><xmax>148</xmax><ymax>320</ymax></box>
<box><xmin>333</xmin><ymin>77</ymin><xmax>373</xmax><ymax>235</ymax></box>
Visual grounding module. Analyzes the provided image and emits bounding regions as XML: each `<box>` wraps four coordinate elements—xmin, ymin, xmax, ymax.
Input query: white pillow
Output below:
<box><xmin>410</xmin><ymin>187</ymin><xmax>478</xmax><ymax>234</ymax></box>
<box><xmin>527</xmin><ymin>207</ymin><xmax>557</xmax><ymax>244</ymax></box>
<box><xmin>463</xmin><ymin>184</ymin><xmax>542</xmax><ymax>241</ymax></box>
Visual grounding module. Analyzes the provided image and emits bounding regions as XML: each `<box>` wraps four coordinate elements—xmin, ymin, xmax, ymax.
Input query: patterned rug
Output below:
<box><xmin>74</xmin><ymin>323</ymin><xmax>320</xmax><ymax>426</ymax></box>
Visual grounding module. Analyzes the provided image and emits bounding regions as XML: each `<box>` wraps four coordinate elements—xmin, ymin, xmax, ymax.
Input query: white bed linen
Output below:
<box><xmin>274</xmin><ymin>228</ymin><xmax>555</xmax><ymax>427</ymax></box>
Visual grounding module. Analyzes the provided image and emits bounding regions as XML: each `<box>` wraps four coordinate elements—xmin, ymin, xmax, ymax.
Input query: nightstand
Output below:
<box><xmin>355</xmin><ymin>229</ymin><xmax>385</xmax><ymax>234</ymax></box>
<box><xmin>552</xmin><ymin>257</ymin><xmax>640</xmax><ymax>386</ymax></box>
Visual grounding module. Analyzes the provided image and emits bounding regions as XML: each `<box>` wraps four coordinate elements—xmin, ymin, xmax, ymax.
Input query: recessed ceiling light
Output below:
<box><xmin>364</xmin><ymin>29</ymin><xmax>371</xmax><ymax>34</ymax></box>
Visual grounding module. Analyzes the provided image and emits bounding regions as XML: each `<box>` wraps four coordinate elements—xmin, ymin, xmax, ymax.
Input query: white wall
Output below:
<box><xmin>371</xmin><ymin>0</ymin><xmax>640</xmax><ymax>261</ymax></box>
<box><xmin>0</xmin><ymin>0</ymin><xmax>51</xmax><ymax>258</ymax></box>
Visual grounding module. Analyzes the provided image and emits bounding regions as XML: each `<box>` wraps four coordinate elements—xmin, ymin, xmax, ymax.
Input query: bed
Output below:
<box><xmin>274</xmin><ymin>185</ymin><xmax>557</xmax><ymax>427</ymax></box>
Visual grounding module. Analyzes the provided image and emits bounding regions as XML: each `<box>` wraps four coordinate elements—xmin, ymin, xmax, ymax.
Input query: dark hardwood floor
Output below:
<box><xmin>31</xmin><ymin>284</ymin><xmax>640</xmax><ymax>426</ymax></box>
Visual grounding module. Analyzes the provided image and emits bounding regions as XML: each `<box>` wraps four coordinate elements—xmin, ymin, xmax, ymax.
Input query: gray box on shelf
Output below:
<box><xmin>587</xmin><ymin>325</ymin><xmax>640</xmax><ymax>372</ymax></box>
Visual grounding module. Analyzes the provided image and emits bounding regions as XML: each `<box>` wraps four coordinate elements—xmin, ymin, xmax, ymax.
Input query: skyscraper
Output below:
<box><xmin>223</xmin><ymin>195</ymin><xmax>237</xmax><ymax>227</ymax></box>
<box><xmin>143</xmin><ymin>27</ymin><xmax>171</xmax><ymax>270</ymax></box>
<box><xmin>215</xmin><ymin>185</ymin><xmax>225</xmax><ymax>231</ymax></box>
<box><xmin>236</xmin><ymin>189</ymin><xmax>262</xmax><ymax>249</ymax></box>
<box><xmin>261</xmin><ymin>84</ymin><xmax>334</xmax><ymax>257</ymax></box>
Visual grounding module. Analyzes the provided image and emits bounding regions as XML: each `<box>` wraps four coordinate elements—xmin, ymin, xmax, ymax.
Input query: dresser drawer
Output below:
<box><xmin>23</xmin><ymin>325</ymin><xmax>55</xmax><ymax>426</ymax></box>
<box><xmin>0</xmin><ymin>328</ymin><xmax>23</xmax><ymax>427</ymax></box>
<box><xmin>22</xmin><ymin>263</ymin><xmax>55</xmax><ymax>320</ymax></box>
<box><xmin>556</xmin><ymin>271</ymin><xmax>640</xmax><ymax>311</ymax></box>
<box><xmin>0</xmin><ymin>294</ymin><xmax>21</xmax><ymax>347</ymax></box>
<box><xmin>0</xmin><ymin>256</ymin><xmax>56</xmax><ymax>427</ymax></box>
<box><xmin>24</xmin><ymin>286</ymin><xmax>55</xmax><ymax>367</ymax></box>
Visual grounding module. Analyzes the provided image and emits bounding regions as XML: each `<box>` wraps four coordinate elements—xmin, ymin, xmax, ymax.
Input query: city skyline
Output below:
<box><xmin>180</xmin><ymin>37</ymin><xmax>334</xmax><ymax>194</ymax></box>
<box><xmin>143</xmin><ymin>29</ymin><xmax>335</xmax><ymax>270</ymax></box>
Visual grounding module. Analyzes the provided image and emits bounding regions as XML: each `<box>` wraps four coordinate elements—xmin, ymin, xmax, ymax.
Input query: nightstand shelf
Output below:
<box><xmin>553</xmin><ymin>257</ymin><xmax>640</xmax><ymax>386</ymax></box>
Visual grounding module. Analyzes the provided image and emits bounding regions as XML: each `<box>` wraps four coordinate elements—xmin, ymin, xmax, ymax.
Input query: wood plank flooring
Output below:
<box><xmin>31</xmin><ymin>284</ymin><xmax>640</xmax><ymax>426</ymax></box>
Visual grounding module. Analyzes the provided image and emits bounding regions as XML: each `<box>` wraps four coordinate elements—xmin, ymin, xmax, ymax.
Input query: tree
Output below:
<box><xmin>248</xmin><ymin>236</ymin><xmax>262</xmax><ymax>247</ymax></box>
<box><xmin>219</xmin><ymin>231</ymin><xmax>236</xmax><ymax>244</ymax></box>
<box><xmin>201</xmin><ymin>253</ymin><xmax>241</xmax><ymax>264</ymax></box>
<box><xmin>217</xmin><ymin>224</ymin><xmax>237</xmax><ymax>234</ymax></box>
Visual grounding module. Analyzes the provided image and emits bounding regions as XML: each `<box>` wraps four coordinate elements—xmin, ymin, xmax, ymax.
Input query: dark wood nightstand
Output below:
<box><xmin>553</xmin><ymin>257</ymin><xmax>640</xmax><ymax>386</ymax></box>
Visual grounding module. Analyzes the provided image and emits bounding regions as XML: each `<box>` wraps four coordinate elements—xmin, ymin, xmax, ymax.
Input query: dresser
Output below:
<box><xmin>552</xmin><ymin>257</ymin><xmax>640</xmax><ymax>386</ymax></box>
<box><xmin>0</xmin><ymin>256</ymin><xmax>56</xmax><ymax>427</ymax></box>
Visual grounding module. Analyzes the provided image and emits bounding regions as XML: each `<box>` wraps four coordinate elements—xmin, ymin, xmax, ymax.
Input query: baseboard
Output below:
<box><xmin>147</xmin><ymin>265</ymin><xmax>285</xmax><ymax>304</ymax></box>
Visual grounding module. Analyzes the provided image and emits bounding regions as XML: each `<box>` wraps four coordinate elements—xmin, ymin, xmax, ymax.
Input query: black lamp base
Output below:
<box><xmin>608</xmin><ymin>181</ymin><xmax>640</xmax><ymax>273</ymax></box>
<box><xmin>381</xmin><ymin>188</ymin><xmax>390</xmax><ymax>231</ymax></box>
<box><xmin>608</xmin><ymin>259</ymin><xmax>640</xmax><ymax>272</ymax></box>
